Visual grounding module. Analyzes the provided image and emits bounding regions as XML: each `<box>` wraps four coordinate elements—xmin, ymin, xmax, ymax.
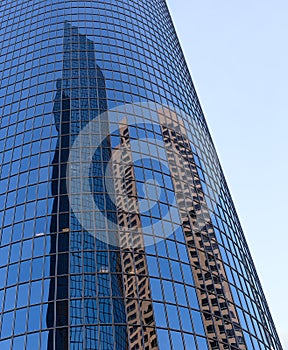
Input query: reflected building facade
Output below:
<box><xmin>159</xmin><ymin>110</ymin><xmax>246</xmax><ymax>349</ymax></box>
<box><xmin>0</xmin><ymin>1</ymin><xmax>283</xmax><ymax>350</ymax></box>
<box><xmin>50</xmin><ymin>23</ymin><xmax>127</xmax><ymax>349</ymax></box>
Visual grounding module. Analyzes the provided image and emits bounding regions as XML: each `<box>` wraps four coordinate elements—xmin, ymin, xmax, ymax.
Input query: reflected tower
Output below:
<box><xmin>49</xmin><ymin>23</ymin><xmax>128</xmax><ymax>349</ymax></box>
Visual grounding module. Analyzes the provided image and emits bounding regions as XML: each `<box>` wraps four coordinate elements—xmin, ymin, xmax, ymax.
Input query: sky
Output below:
<box><xmin>166</xmin><ymin>0</ymin><xmax>288</xmax><ymax>348</ymax></box>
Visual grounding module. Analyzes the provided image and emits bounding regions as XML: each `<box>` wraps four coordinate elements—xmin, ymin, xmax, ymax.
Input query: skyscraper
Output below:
<box><xmin>0</xmin><ymin>1</ymin><xmax>282</xmax><ymax>350</ymax></box>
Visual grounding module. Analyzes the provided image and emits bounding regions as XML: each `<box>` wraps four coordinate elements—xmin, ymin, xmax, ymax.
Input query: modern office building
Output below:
<box><xmin>0</xmin><ymin>1</ymin><xmax>282</xmax><ymax>350</ymax></box>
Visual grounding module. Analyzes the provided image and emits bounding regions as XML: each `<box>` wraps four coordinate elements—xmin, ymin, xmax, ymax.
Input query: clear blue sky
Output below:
<box><xmin>167</xmin><ymin>0</ymin><xmax>288</xmax><ymax>348</ymax></box>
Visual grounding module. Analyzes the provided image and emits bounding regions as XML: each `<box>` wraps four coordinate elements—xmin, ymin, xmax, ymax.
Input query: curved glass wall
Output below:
<box><xmin>0</xmin><ymin>1</ymin><xmax>282</xmax><ymax>350</ymax></box>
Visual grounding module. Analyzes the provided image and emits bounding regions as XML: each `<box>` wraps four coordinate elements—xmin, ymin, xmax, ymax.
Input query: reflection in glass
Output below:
<box><xmin>47</xmin><ymin>22</ymin><xmax>128</xmax><ymax>349</ymax></box>
<box><xmin>0</xmin><ymin>1</ymin><xmax>282</xmax><ymax>349</ymax></box>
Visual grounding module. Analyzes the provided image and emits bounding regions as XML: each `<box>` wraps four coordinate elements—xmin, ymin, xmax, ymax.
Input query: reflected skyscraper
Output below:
<box><xmin>49</xmin><ymin>23</ymin><xmax>127</xmax><ymax>349</ymax></box>
<box><xmin>0</xmin><ymin>1</ymin><xmax>283</xmax><ymax>350</ymax></box>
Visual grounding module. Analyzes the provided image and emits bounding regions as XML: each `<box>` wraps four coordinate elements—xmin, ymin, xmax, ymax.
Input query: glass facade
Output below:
<box><xmin>0</xmin><ymin>1</ymin><xmax>282</xmax><ymax>350</ymax></box>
